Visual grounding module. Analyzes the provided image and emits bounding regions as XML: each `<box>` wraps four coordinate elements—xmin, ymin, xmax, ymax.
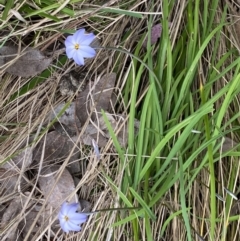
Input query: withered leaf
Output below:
<box><xmin>33</xmin><ymin>131</ymin><xmax>79</xmax><ymax>163</ymax></box>
<box><xmin>220</xmin><ymin>137</ymin><xmax>238</xmax><ymax>152</ymax></box>
<box><xmin>230</xmin><ymin>201</ymin><xmax>240</xmax><ymax>216</ymax></box>
<box><xmin>47</xmin><ymin>102</ymin><xmax>81</xmax><ymax>132</ymax></box>
<box><xmin>0</xmin><ymin>168</ymin><xmax>26</xmax><ymax>196</ymax></box>
<box><xmin>18</xmin><ymin>205</ymin><xmax>42</xmax><ymax>240</ymax></box>
<box><xmin>38</xmin><ymin>165</ymin><xmax>76</xmax><ymax>208</ymax></box>
<box><xmin>79</xmin><ymin>199</ymin><xmax>92</xmax><ymax>212</ymax></box>
<box><xmin>99</xmin><ymin>113</ymin><xmax>140</xmax><ymax>147</ymax></box>
<box><xmin>18</xmin><ymin>203</ymin><xmax>60</xmax><ymax>239</ymax></box>
<box><xmin>90</xmin><ymin>38</ymin><xmax>101</xmax><ymax>49</ymax></box>
<box><xmin>81</xmin><ymin>127</ymin><xmax>108</xmax><ymax>148</ymax></box>
<box><xmin>98</xmin><ymin>113</ymin><xmax>128</xmax><ymax>147</ymax></box>
<box><xmin>1</xmin><ymin>198</ymin><xmax>22</xmax><ymax>241</ymax></box>
<box><xmin>0</xmin><ymin>194</ymin><xmax>34</xmax><ymax>241</ymax></box>
<box><xmin>0</xmin><ymin>150</ymin><xmax>32</xmax><ymax>203</ymax></box>
<box><xmin>81</xmin><ymin>112</ymin><xmax>140</xmax><ymax>148</ymax></box>
<box><xmin>143</xmin><ymin>24</ymin><xmax>162</xmax><ymax>47</ymax></box>
<box><xmin>2</xmin><ymin>147</ymin><xmax>32</xmax><ymax>171</ymax></box>
<box><xmin>0</xmin><ymin>46</ymin><xmax>52</xmax><ymax>77</ymax></box>
<box><xmin>76</xmin><ymin>72</ymin><xmax>116</xmax><ymax>125</ymax></box>
<box><xmin>0</xmin><ymin>204</ymin><xmax>6</xmax><ymax>218</ymax></box>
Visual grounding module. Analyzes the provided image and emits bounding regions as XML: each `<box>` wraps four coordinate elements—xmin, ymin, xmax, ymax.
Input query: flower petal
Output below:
<box><xmin>81</xmin><ymin>33</ymin><xmax>95</xmax><ymax>45</ymax></box>
<box><xmin>60</xmin><ymin>220</ymin><xmax>70</xmax><ymax>233</ymax></box>
<box><xmin>65</xmin><ymin>35</ymin><xmax>75</xmax><ymax>47</ymax></box>
<box><xmin>73</xmin><ymin>29</ymin><xmax>86</xmax><ymax>42</ymax></box>
<box><xmin>66</xmin><ymin>47</ymin><xmax>76</xmax><ymax>58</ymax></box>
<box><xmin>79</xmin><ymin>46</ymin><xmax>96</xmax><ymax>58</ymax></box>
<box><xmin>59</xmin><ymin>218</ymin><xmax>66</xmax><ymax>227</ymax></box>
<box><xmin>66</xmin><ymin>203</ymin><xmax>78</xmax><ymax>215</ymax></box>
<box><xmin>60</xmin><ymin>202</ymin><xmax>77</xmax><ymax>215</ymax></box>
<box><xmin>58</xmin><ymin>211</ymin><xmax>65</xmax><ymax>220</ymax></box>
<box><xmin>69</xmin><ymin>212</ymin><xmax>88</xmax><ymax>223</ymax></box>
<box><xmin>67</xmin><ymin>220</ymin><xmax>82</xmax><ymax>232</ymax></box>
<box><xmin>73</xmin><ymin>52</ymin><xmax>85</xmax><ymax>65</ymax></box>
<box><xmin>60</xmin><ymin>202</ymin><xmax>70</xmax><ymax>214</ymax></box>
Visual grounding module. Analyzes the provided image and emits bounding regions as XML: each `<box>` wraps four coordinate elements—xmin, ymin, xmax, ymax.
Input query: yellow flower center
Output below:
<box><xmin>64</xmin><ymin>215</ymin><xmax>69</xmax><ymax>221</ymax></box>
<box><xmin>74</xmin><ymin>43</ymin><xmax>80</xmax><ymax>50</ymax></box>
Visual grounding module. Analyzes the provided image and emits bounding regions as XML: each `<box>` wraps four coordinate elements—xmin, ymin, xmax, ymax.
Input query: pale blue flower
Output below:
<box><xmin>58</xmin><ymin>202</ymin><xmax>88</xmax><ymax>233</ymax></box>
<box><xmin>92</xmin><ymin>138</ymin><xmax>100</xmax><ymax>160</ymax></box>
<box><xmin>65</xmin><ymin>29</ymin><xmax>96</xmax><ymax>65</ymax></box>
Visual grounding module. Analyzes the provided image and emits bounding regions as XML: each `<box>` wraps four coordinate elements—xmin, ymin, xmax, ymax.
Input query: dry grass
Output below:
<box><xmin>0</xmin><ymin>0</ymin><xmax>240</xmax><ymax>240</ymax></box>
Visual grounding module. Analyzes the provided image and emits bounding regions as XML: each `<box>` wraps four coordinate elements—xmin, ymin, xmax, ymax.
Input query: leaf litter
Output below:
<box><xmin>0</xmin><ymin>147</ymin><xmax>32</xmax><ymax>197</ymax></box>
<box><xmin>38</xmin><ymin>165</ymin><xmax>77</xmax><ymax>207</ymax></box>
<box><xmin>0</xmin><ymin>193</ymin><xmax>37</xmax><ymax>241</ymax></box>
<box><xmin>0</xmin><ymin>69</ymin><xmax>140</xmax><ymax>239</ymax></box>
<box><xmin>75</xmin><ymin>73</ymin><xmax>117</xmax><ymax>124</ymax></box>
<box><xmin>33</xmin><ymin>131</ymin><xmax>79</xmax><ymax>163</ymax></box>
<box><xmin>0</xmin><ymin>41</ymin><xmax>141</xmax><ymax>240</ymax></box>
<box><xmin>0</xmin><ymin>45</ymin><xmax>52</xmax><ymax>77</ymax></box>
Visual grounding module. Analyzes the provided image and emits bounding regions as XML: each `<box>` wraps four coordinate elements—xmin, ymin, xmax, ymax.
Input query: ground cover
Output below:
<box><xmin>0</xmin><ymin>0</ymin><xmax>240</xmax><ymax>240</ymax></box>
